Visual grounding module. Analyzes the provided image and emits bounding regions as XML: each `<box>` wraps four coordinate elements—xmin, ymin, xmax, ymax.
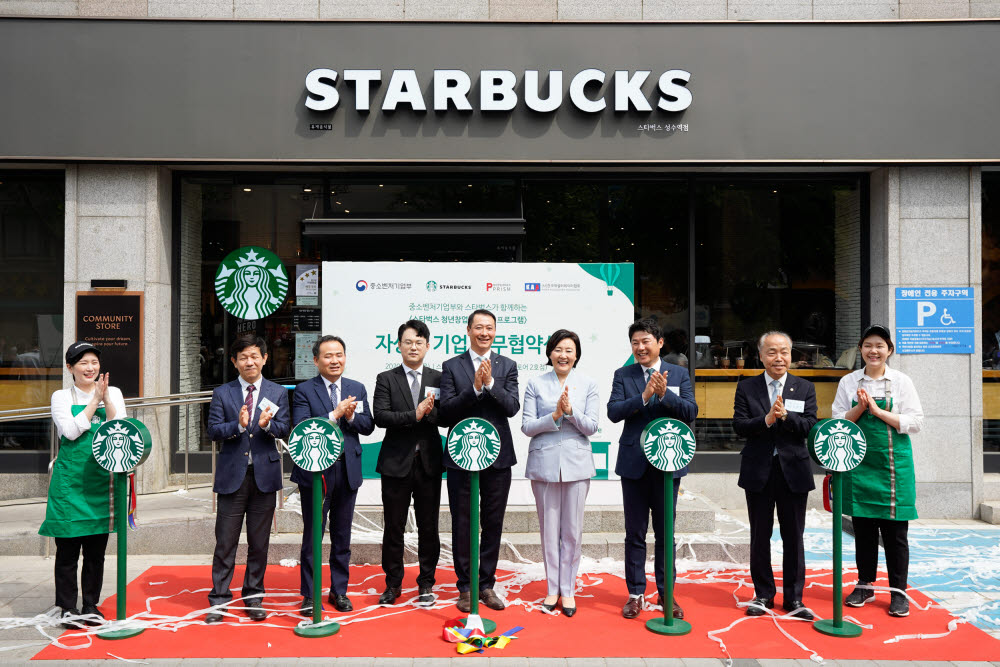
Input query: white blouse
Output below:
<box><xmin>831</xmin><ymin>366</ymin><xmax>924</xmax><ymax>435</ymax></box>
<box><xmin>50</xmin><ymin>386</ymin><xmax>127</xmax><ymax>441</ymax></box>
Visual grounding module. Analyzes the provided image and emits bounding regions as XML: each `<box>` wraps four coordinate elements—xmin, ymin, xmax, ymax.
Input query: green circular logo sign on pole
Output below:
<box><xmin>809</xmin><ymin>418</ymin><xmax>867</xmax><ymax>472</ymax></box>
<box><xmin>214</xmin><ymin>246</ymin><xmax>288</xmax><ymax>320</ymax></box>
<box><xmin>641</xmin><ymin>418</ymin><xmax>696</xmax><ymax>472</ymax></box>
<box><xmin>92</xmin><ymin>418</ymin><xmax>152</xmax><ymax>473</ymax></box>
<box><xmin>447</xmin><ymin>418</ymin><xmax>501</xmax><ymax>471</ymax></box>
<box><xmin>287</xmin><ymin>418</ymin><xmax>344</xmax><ymax>472</ymax></box>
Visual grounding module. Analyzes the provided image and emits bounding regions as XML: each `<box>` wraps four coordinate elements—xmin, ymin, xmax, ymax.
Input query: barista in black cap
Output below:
<box><xmin>831</xmin><ymin>325</ymin><xmax>924</xmax><ymax>618</ymax></box>
<box><xmin>39</xmin><ymin>341</ymin><xmax>126</xmax><ymax>627</ymax></box>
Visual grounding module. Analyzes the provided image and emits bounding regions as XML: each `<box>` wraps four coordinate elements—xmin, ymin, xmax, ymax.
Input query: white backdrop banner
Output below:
<box><xmin>321</xmin><ymin>261</ymin><xmax>635</xmax><ymax>502</ymax></box>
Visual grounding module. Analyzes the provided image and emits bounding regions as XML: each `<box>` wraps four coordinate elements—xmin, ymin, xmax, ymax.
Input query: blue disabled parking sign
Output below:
<box><xmin>895</xmin><ymin>287</ymin><xmax>975</xmax><ymax>354</ymax></box>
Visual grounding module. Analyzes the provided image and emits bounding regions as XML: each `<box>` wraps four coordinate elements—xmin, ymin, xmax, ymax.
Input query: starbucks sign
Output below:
<box><xmin>641</xmin><ymin>418</ymin><xmax>696</xmax><ymax>472</ymax></box>
<box><xmin>447</xmin><ymin>418</ymin><xmax>501</xmax><ymax>471</ymax></box>
<box><xmin>215</xmin><ymin>246</ymin><xmax>289</xmax><ymax>320</ymax></box>
<box><xmin>92</xmin><ymin>418</ymin><xmax>152</xmax><ymax>473</ymax></box>
<box><xmin>287</xmin><ymin>418</ymin><xmax>344</xmax><ymax>472</ymax></box>
<box><xmin>809</xmin><ymin>418</ymin><xmax>867</xmax><ymax>472</ymax></box>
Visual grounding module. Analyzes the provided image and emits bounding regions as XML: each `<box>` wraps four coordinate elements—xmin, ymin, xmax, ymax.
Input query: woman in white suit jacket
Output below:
<box><xmin>521</xmin><ymin>329</ymin><xmax>599</xmax><ymax>617</ymax></box>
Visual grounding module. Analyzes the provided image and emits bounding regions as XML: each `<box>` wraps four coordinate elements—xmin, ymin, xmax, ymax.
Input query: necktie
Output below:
<box><xmin>769</xmin><ymin>379</ymin><xmax>781</xmax><ymax>405</ymax></box>
<box><xmin>647</xmin><ymin>368</ymin><xmax>659</xmax><ymax>404</ymax></box>
<box><xmin>409</xmin><ymin>369</ymin><xmax>421</xmax><ymax>407</ymax></box>
<box><xmin>245</xmin><ymin>385</ymin><xmax>255</xmax><ymax>464</ymax></box>
<box><xmin>330</xmin><ymin>381</ymin><xmax>339</xmax><ymax>411</ymax></box>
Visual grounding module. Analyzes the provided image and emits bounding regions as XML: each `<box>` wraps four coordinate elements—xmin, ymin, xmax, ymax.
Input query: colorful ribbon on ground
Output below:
<box><xmin>127</xmin><ymin>472</ymin><xmax>138</xmax><ymax>530</ymax></box>
<box><xmin>442</xmin><ymin>616</ymin><xmax>523</xmax><ymax>654</ymax></box>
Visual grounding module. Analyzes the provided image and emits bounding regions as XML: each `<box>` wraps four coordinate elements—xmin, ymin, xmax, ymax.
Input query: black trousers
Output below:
<box><xmin>745</xmin><ymin>455</ymin><xmax>808</xmax><ymax>602</ymax></box>
<box><xmin>852</xmin><ymin>516</ymin><xmax>909</xmax><ymax>591</ymax></box>
<box><xmin>381</xmin><ymin>461</ymin><xmax>442</xmax><ymax>589</ymax></box>
<box><xmin>621</xmin><ymin>465</ymin><xmax>681</xmax><ymax>597</ymax></box>
<box><xmin>54</xmin><ymin>533</ymin><xmax>110</xmax><ymax>610</ymax></box>
<box><xmin>447</xmin><ymin>466</ymin><xmax>512</xmax><ymax>593</ymax></box>
<box><xmin>209</xmin><ymin>466</ymin><xmax>276</xmax><ymax>607</ymax></box>
<box><xmin>299</xmin><ymin>458</ymin><xmax>356</xmax><ymax>597</ymax></box>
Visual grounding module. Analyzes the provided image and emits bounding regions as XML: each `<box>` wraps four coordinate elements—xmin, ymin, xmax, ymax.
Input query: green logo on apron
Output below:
<box><xmin>92</xmin><ymin>418</ymin><xmax>152</xmax><ymax>473</ymax></box>
<box><xmin>214</xmin><ymin>246</ymin><xmax>288</xmax><ymax>320</ymax></box>
<box><xmin>287</xmin><ymin>418</ymin><xmax>344</xmax><ymax>472</ymax></box>
<box><xmin>448</xmin><ymin>418</ymin><xmax>501</xmax><ymax>471</ymax></box>
<box><xmin>810</xmin><ymin>418</ymin><xmax>867</xmax><ymax>472</ymax></box>
<box><xmin>641</xmin><ymin>418</ymin><xmax>696</xmax><ymax>472</ymax></box>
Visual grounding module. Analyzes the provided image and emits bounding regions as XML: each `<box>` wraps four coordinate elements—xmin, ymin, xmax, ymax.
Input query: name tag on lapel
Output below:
<box><xmin>258</xmin><ymin>397</ymin><xmax>281</xmax><ymax>418</ymax></box>
<box><xmin>785</xmin><ymin>399</ymin><xmax>805</xmax><ymax>413</ymax></box>
<box><xmin>668</xmin><ymin>386</ymin><xmax>680</xmax><ymax>396</ymax></box>
<box><xmin>426</xmin><ymin>387</ymin><xmax>441</xmax><ymax>400</ymax></box>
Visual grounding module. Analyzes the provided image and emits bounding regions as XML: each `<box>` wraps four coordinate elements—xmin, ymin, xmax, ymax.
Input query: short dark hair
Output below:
<box><xmin>398</xmin><ymin>319</ymin><xmax>430</xmax><ymax>341</ymax></box>
<box><xmin>545</xmin><ymin>329</ymin><xmax>582</xmax><ymax>366</ymax></box>
<box><xmin>313</xmin><ymin>334</ymin><xmax>346</xmax><ymax>358</ymax></box>
<box><xmin>230</xmin><ymin>335</ymin><xmax>267</xmax><ymax>359</ymax></box>
<box><xmin>628</xmin><ymin>318</ymin><xmax>663</xmax><ymax>342</ymax></box>
<box><xmin>467</xmin><ymin>309</ymin><xmax>497</xmax><ymax>328</ymax></box>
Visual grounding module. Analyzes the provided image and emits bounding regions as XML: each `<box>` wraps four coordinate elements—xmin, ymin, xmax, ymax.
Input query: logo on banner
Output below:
<box><xmin>93</xmin><ymin>419</ymin><xmax>149</xmax><ymax>473</ymax></box>
<box><xmin>287</xmin><ymin>418</ymin><xmax>344</xmax><ymax>472</ymax></box>
<box><xmin>215</xmin><ymin>246</ymin><xmax>288</xmax><ymax>320</ymax></box>
<box><xmin>356</xmin><ymin>280</ymin><xmax>368</xmax><ymax>292</ymax></box>
<box><xmin>447</xmin><ymin>418</ymin><xmax>501</xmax><ymax>471</ymax></box>
<box><xmin>426</xmin><ymin>280</ymin><xmax>438</xmax><ymax>292</ymax></box>
<box><xmin>641</xmin><ymin>418</ymin><xmax>696</xmax><ymax>472</ymax></box>
<box><xmin>810</xmin><ymin>419</ymin><xmax>867</xmax><ymax>472</ymax></box>
<box><xmin>525</xmin><ymin>283</ymin><xmax>540</xmax><ymax>292</ymax></box>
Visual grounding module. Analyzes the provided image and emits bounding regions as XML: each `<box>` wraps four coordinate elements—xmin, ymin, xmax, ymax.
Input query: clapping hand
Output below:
<box><xmin>334</xmin><ymin>394</ymin><xmax>357</xmax><ymax>420</ymax></box>
<box><xmin>258</xmin><ymin>405</ymin><xmax>273</xmax><ymax>429</ymax></box>
<box><xmin>856</xmin><ymin>387</ymin><xmax>871</xmax><ymax>411</ymax></box>
<box><xmin>652</xmin><ymin>371</ymin><xmax>668</xmax><ymax>399</ymax></box>
<box><xmin>774</xmin><ymin>395</ymin><xmax>787</xmax><ymax>421</ymax></box>
<box><xmin>474</xmin><ymin>358</ymin><xmax>492</xmax><ymax>392</ymax></box>
<box><xmin>92</xmin><ymin>373</ymin><xmax>109</xmax><ymax>403</ymax></box>
<box><xmin>239</xmin><ymin>404</ymin><xmax>250</xmax><ymax>429</ymax></box>
<box><xmin>558</xmin><ymin>386</ymin><xmax>573</xmax><ymax>416</ymax></box>
<box><xmin>416</xmin><ymin>393</ymin><xmax>434</xmax><ymax>421</ymax></box>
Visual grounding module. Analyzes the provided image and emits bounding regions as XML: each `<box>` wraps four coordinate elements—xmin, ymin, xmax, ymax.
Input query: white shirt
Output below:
<box><xmin>236</xmin><ymin>376</ymin><xmax>264</xmax><ymax>435</ymax></box>
<box><xmin>469</xmin><ymin>349</ymin><xmax>495</xmax><ymax>395</ymax></box>
<box><xmin>322</xmin><ymin>375</ymin><xmax>355</xmax><ymax>423</ymax></box>
<box><xmin>51</xmin><ymin>385</ymin><xmax>127</xmax><ymax>441</ymax></box>
<box><xmin>832</xmin><ymin>366</ymin><xmax>924</xmax><ymax>435</ymax></box>
<box><xmin>403</xmin><ymin>364</ymin><xmax>424</xmax><ymax>388</ymax></box>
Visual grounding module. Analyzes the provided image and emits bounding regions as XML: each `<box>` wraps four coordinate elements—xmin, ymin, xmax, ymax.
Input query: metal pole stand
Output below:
<box><xmin>462</xmin><ymin>470</ymin><xmax>497</xmax><ymax>635</ymax></box>
<box><xmin>646</xmin><ymin>470</ymin><xmax>691</xmax><ymax>636</ymax></box>
<box><xmin>295</xmin><ymin>471</ymin><xmax>340</xmax><ymax>638</ymax></box>
<box><xmin>813</xmin><ymin>471</ymin><xmax>863</xmax><ymax>638</ymax></box>
<box><xmin>98</xmin><ymin>472</ymin><xmax>144</xmax><ymax>640</ymax></box>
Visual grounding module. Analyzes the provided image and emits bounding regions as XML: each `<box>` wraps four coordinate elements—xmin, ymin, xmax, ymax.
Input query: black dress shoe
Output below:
<box><xmin>479</xmin><ymin>588</ymin><xmax>505</xmax><ymax>611</ymax></box>
<box><xmin>60</xmin><ymin>607</ymin><xmax>83</xmax><ymax>629</ymax></box>
<box><xmin>622</xmin><ymin>595</ymin><xmax>643</xmax><ymax>619</ymax></box>
<box><xmin>204</xmin><ymin>612</ymin><xmax>224</xmax><ymax>624</ymax></box>
<box><xmin>378</xmin><ymin>586</ymin><xmax>402</xmax><ymax>605</ymax></box>
<box><xmin>417</xmin><ymin>587</ymin><xmax>435</xmax><ymax>606</ymax></box>
<box><xmin>656</xmin><ymin>595</ymin><xmax>685</xmax><ymax>619</ymax></box>
<box><xmin>80</xmin><ymin>604</ymin><xmax>105</xmax><ymax>626</ymax></box>
<box><xmin>783</xmin><ymin>600</ymin><xmax>814</xmax><ymax>620</ymax></box>
<box><xmin>300</xmin><ymin>598</ymin><xmax>316</xmax><ymax>615</ymax></box>
<box><xmin>244</xmin><ymin>603</ymin><xmax>267</xmax><ymax>621</ymax></box>
<box><xmin>562</xmin><ymin>604</ymin><xmax>577</xmax><ymax>617</ymax></box>
<box><xmin>745</xmin><ymin>596</ymin><xmax>774</xmax><ymax>616</ymax></box>
<box><xmin>331</xmin><ymin>594</ymin><xmax>353</xmax><ymax>612</ymax></box>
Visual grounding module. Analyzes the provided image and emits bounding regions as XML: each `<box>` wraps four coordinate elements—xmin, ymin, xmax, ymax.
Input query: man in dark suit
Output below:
<box><xmin>290</xmin><ymin>335</ymin><xmax>375</xmax><ymax>614</ymax></box>
<box><xmin>607</xmin><ymin>319</ymin><xmax>698</xmax><ymax>621</ymax></box>
<box><xmin>440</xmin><ymin>309</ymin><xmax>519</xmax><ymax>613</ymax></box>
<box><xmin>205</xmin><ymin>335</ymin><xmax>290</xmax><ymax>623</ymax></box>
<box><xmin>733</xmin><ymin>331</ymin><xmax>818</xmax><ymax>619</ymax></box>
<box><xmin>373</xmin><ymin>319</ymin><xmax>443</xmax><ymax>607</ymax></box>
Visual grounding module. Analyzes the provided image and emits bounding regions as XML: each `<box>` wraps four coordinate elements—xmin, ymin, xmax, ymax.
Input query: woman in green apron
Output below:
<box><xmin>39</xmin><ymin>341</ymin><xmax>126</xmax><ymax>628</ymax></box>
<box><xmin>832</xmin><ymin>325</ymin><xmax>924</xmax><ymax>617</ymax></box>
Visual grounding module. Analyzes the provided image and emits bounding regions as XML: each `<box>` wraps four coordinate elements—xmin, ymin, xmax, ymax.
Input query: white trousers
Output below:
<box><xmin>531</xmin><ymin>478</ymin><xmax>591</xmax><ymax>597</ymax></box>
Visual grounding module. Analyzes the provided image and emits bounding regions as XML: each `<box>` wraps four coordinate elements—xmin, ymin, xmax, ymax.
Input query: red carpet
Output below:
<box><xmin>33</xmin><ymin>564</ymin><xmax>1000</xmax><ymax>661</ymax></box>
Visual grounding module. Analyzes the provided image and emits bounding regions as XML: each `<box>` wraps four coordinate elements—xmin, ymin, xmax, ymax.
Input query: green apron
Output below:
<box><xmin>39</xmin><ymin>403</ymin><xmax>115</xmax><ymax>538</ymax></box>
<box><xmin>842</xmin><ymin>396</ymin><xmax>917</xmax><ymax>521</ymax></box>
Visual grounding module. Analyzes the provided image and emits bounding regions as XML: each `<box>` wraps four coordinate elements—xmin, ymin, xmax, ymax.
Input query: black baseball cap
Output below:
<box><xmin>65</xmin><ymin>341</ymin><xmax>100</xmax><ymax>364</ymax></box>
<box><xmin>859</xmin><ymin>324</ymin><xmax>893</xmax><ymax>345</ymax></box>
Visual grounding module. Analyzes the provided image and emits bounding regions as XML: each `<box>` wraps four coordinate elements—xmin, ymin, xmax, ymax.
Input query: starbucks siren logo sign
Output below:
<box><xmin>810</xmin><ymin>418</ymin><xmax>867</xmax><ymax>472</ymax></box>
<box><xmin>92</xmin><ymin>418</ymin><xmax>152</xmax><ymax>473</ymax></box>
<box><xmin>447</xmin><ymin>418</ymin><xmax>501</xmax><ymax>471</ymax></box>
<box><xmin>287</xmin><ymin>418</ymin><xmax>344</xmax><ymax>473</ymax></box>
<box><xmin>215</xmin><ymin>246</ymin><xmax>288</xmax><ymax>320</ymax></box>
<box><xmin>641</xmin><ymin>418</ymin><xmax>696</xmax><ymax>472</ymax></box>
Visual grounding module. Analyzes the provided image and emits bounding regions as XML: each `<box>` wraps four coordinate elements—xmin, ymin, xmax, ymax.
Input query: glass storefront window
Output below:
<box><xmin>0</xmin><ymin>171</ymin><xmax>65</xmax><ymax>451</ymax></box>
<box><xmin>982</xmin><ymin>172</ymin><xmax>1000</xmax><ymax>471</ymax></box>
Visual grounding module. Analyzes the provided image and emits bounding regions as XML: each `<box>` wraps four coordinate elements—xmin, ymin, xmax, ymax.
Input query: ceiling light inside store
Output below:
<box><xmin>344</xmin><ymin>209</ymin><xmax>350</xmax><ymax>213</ymax></box>
<box><xmin>304</xmin><ymin>188</ymin><xmax>312</xmax><ymax>193</ymax></box>
<box><xmin>243</xmin><ymin>188</ymin><xmax>252</xmax><ymax>192</ymax></box>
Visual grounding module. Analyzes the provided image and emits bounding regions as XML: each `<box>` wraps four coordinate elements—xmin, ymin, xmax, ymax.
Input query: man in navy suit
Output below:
<box><xmin>607</xmin><ymin>319</ymin><xmax>698</xmax><ymax>621</ymax></box>
<box><xmin>205</xmin><ymin>335</ymin><xmax>290</xmax><ymax>623</ymax></box>
<box><xmin>440</xmin><ymin>309</ymin><xmax>519</xmax><ymax>613</ymax></box>
<box><xmin>291</xmin><ymin>335</ymin><xmax>374</xmax><ymax>613</ymax></box>
<box><xmin>733</xmin><ymin>331</ymin><xmax>817</xmax><ymax>619</ymax></box>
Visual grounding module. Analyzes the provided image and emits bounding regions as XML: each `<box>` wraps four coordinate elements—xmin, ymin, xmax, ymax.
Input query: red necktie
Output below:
<box><xmin>245</xmin><ymin>384</ymin><xmax>255</xmax><ymax>416</ymax></box>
